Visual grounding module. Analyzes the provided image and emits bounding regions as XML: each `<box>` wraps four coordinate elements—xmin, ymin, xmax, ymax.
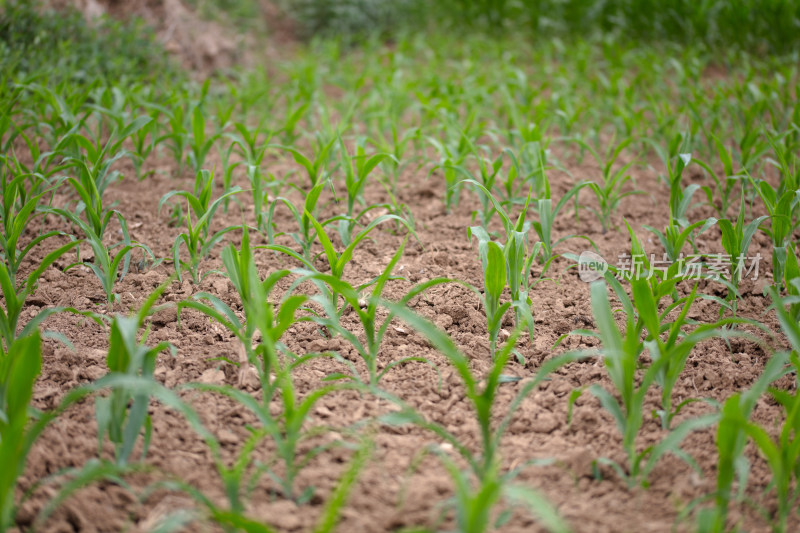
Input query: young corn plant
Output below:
<box><xmin>532</xmin><ymin>175</ymin><xmax>592</xmax><ymax>270</ymax></box>
<box><xmin>0</xmin><ymin>239</ymin><xmax>80</xmax><ymax>351</ymax></box>
<box><xmin>337</xmin><ymin>135</ymin><xmax>396</xmax><ymax>244</ymax></box>
<box><xmin>644</xmin><ymin>215</ymin><xmax>717</xmax><ymax>263</ymax></box>
<box><xmin>159</xmin><ymin>168</ymin><xmax>243</xmax><ymax>283</ymax></box>
<box><xmin>152</xmin><ymin>100</ymin><xmax>189</xmax><ymax>175</ymax></box>
<box><xmin>649</xmin><ymin>141</ymin><xmax>702</xmax><ymax>228</ymax></box>
<box><xmin>61</xmin><ymin>158</ymin><xmax>129</xmax><ymax>243</ymax></box>
<box><xmin>427</xmin><ymin>125</ymin><xmax>470</xmax><ymax>212</ymax></box>
<box><xmin>266</xmin><ymin>180</ymin><xmax>328</xmax><ymax>260</ymax></box>
<box><xmin>783</xmin><ymin>247</ymin><xmax>800</xmax><ymax>321</ymax></box>
<box><xmin>186</xmin><ymin>105</ymin><xmax>222</xmax><ymax>174</ymax></box>
<box><xmin>696</xmin><ymin>136</ymin><xmax>746</xmax><ymax>218</ymax></box>
<box><xmin>96</xmin><ymin>280</ymin><xmax>174</xmax><ymax>466</ymax></box>
<box><xmin>628</xmin><ymin>280</ymin><xmax>749</xmax><ymax>429</ymax></box>
<box><xmin>304</xmin><ymin>209</ymin><xmax>415</xmax><ymax>314</ymax></box>
<box><xmin>0</xmin><ymin>168</ymin><xmax>67</xmax><ymax>285</ymax></box>
<box><xmin>379</xmin><ymin>308</ymin><xmax>579</xmax><ymax>533</ymax></box>
<box><xmin>749</xmin><ymin>175</ymin><xmax>798</xmax><ymax>291</ymax></box>
<box><xmin>179</xmin><ymin>228</ymin><xmax>352</xmax><ymax>504</ymax></box>
<box><xmin>47</xmin><ymin>206</ymin><xmax>153</xmax><ymax>306</ymax></box>
<box><xmin>304</xmin><ymin>238</ymin><xmax>447</xmax><ymax>386</ymax></box>
<box><xmin>227</xmin><ymin>120</ymin><xmax>276</xmax><ymax>227</ymax></box>
<box><xmin>129</xmin><ymin>105</ymin><xmax>161</xmax><ymax>180</ymax></box>
<box><xmin>568</xmin><ymin>135</ymin><xmax>643</xmax><ymax>233</ymax></box>
<box><xmin>700</xmin><ymin>291</ymin><xmax>799</xmax><ymax>533</ymax></box>
<box><xmin>581</xmin><ymin>280</ymin><xmax>717</xmax><ymax>488</ymax></box>
<box><xmin>718</xmin><ymin>191</ymin><xmax>769</xmax><ymax>313</ymax></box>
<box><xmin>270</xmin><ymin>135</ymin><xmax>337</xmax><ymax>189</ymax></box>
<box><xmin>62</xmin><ymin>115</ymin><xmax>153</xmax><ymax>197</ymax></box>
<box><xmin>447</xmin><ymin>140</ymin><xmax>506</xmax><ymax>228</ymax></box>
<box><xmin>0</xmin><ymin>332</ymin><xmax>45</xmax><ymax>531</ymax></box>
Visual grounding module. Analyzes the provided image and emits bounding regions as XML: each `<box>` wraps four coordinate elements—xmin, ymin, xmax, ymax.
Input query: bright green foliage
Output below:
<box><xmin>531</xmin><ymin>175</ymin><xmax>591</xmax><ymax>268</ymax></box>
<box><xmin>701</xmin><ymin>288</ymin><xmax>800</xmax><ymax>532</ymax></box>
<box><xmin>466</xmin><ymin>181</ymin><xmax>539</xmax><ymax>355</ymax></box>
<box><xmin>180</xmin><ymin>228</ymin><xmax>351</xmax><ymax>505</ymax></box>
<box><xmin>266</xmin><ymin>180</ymin><xmax>328</xmax><ymax>260</ymax></box>
<box><xmin>570</xmin><ymin>135</ymin><xmax>643</xmax><ymax>233</ymax></box>
<box><xmin>227</xmin><ymin>120</ymin><xmax>276</xmax><ymax>227</ymax></box>
<box><xmin>47</xmin><ymin>206</ymin><xmax>152</xmax><ymax>305</ymax></box>
<box><xmin>339</xmin><ymin>135</ymin><xmax>395</xmax><ymax>219</ymax></box>
<box><xmin>271</xmin><ymin>136</ymin><xmax>336</xmax><ymax>188</ymax></box>
<box><xmin>784</xmin><ymin>247</ymin><xmax>800</xmax><ymax>321</ymax></box>
<box><xmin>718</xmin><ymin>192</ymin><xmax>768</xmax><ymax>311</ymax></box>
<box><xmin>187</xmin><ymin>104</ymin><xmax>222</xmax><ymax>174</ymax></box>
<box><xmin>750</xmin><ymin>175</ymin><xmax>798</xmax><ymax>292</ymax></box>
<box><xmin>61</xmin><ymin>113</ymin><xmax>152</xmax><ymax>197</ymax></box>
<box><xmin>696</xmin><ymin>135</ymin><xmax>752</xmax><ymax>218</ymax></box>
<box><xmin>380</xmin><ymin>306</ymin><xmax>579</xmax><ymax>533</ymax></box>
<box><xmin>0</xmin><ymin>239</ymin><xmax>79</xmax><ymax>350</ymax></box>
<box><xmin>698</xmin><ymin>351</ymin><xmax>791</xmax><ymax>532</ymax></box>
<box><xmin>582</xmin><ymin>280</ymin><xmax>718</xmax><ymax>488</ymax></box>
<box><xmin>95</xmin><ymin>281</ymin><xmax>173</xmax><ymax>466</ymax></box>
<box><xmin>0</xmin><ymin>331</ymin><xmax>43</xmax><ymax>531</ymax></box>
<box><xmin>662</xmin><ymin>150</ymin><xmax>701</xmax><ymax>228</ymax></box>
<box><xmin>159</xmin><ymin>168</ymin><xmax>243</xmax><ymax>283</ymax></box>
<box><xmin>447</xmin><ymin>140</ymin><xmax>506</xmax><ymax>227</ymax></box>
<box><xmin>306</xmin><ymin>238</ymin><xmax>448</xmax><ymax>385</ymax></box>
<box><xmin>645</xmin><ymin>216</ymin><xmax>717</xmax><ymax>263</ymax></box>
<box><xmin>0</xmin><ymin>166</ymin><xmax>65</xmax><ymax>284</ymax></box>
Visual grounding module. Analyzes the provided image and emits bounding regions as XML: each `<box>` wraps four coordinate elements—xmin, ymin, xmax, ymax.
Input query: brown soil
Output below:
<box><xmin>11</xmin><ymin>136</ymin><xmax>799</xmax><ymax>533</ymax></box>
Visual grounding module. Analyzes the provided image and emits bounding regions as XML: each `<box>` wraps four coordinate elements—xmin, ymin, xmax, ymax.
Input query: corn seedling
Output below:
<box><xmin>186</xmin><ymin>105</ymin><xmax>222</xmax><ymax>174</ymax></box>
<box><xmin>465</xmin><ymin>181</ymin><xmax>540</xmax><ymax>347</ymax></box>
<box><xmin>96</xmin><ymin>280</ymin><xmax>174</xmax><ymax>466</ymax></box>
<box><xmin>427</xmin><ymin>123</ymin><xmax>470</xmax><ymax>212</ymax></box>
<box><xmin>180</xmin><ymin>228</ymin><xmax>352</xmax><ymax>504</ymax></box>
<box><xmin>581</xmin><ymin>280</ymin><xmax>718</xmax><ymax>488</ymax></box>
<box><xmin>152</xmin><ymin>99</ymin><xmax>189</xmax><ymax>175</ymax></box>
<box><xmin>304</xmin><ymin>208</ymin><xmax>416</xmax><ymax>313</ymax></box>
<box><xmin>270</xmin><ymin>135</ymin><xmax>337</xmax><ymax>189</ymax></box>
<box><xmin>339</xmin><ymin>135</ymin><xmax>394</xmax><ymax>219</ymax></box>
<box><xmin>303</xmin><ymin>238</ymin><xmax>447</xmax><ymax>386</ymax></box>
<box><xmin>696</xmin><ymin>136</ymin><xmax>746</xmax><ymax>218</ymax></box>
<box><xmin>447</xmin><ymin>140</ymin><xmax>506</xmax><ymax>227</ymax></box>
<box><xmin>266</xmin><ymin>180</ymin><xmax>328</xmax><ymax>260</ymax></box>
<box><xmin>644</xmin><ymin>216</ymin><xmax>717</xmax><ymax>264</ymax></box>
<box><xmin>337</xmin><ymin>135</ymin><xmax>396</xmax><ymax>244</ymax></box>
<box><xmin>48</xmin><ymin>205</ymin><xmax>153</xmax><ymax>305</ymax></box>
<box><xmin>227</xmin><ymin>120</ymin><xmax>276</xmax><ymax>224</ymax></box>
<box><xmin>648</xmin><ymin>139</ymin><xmax>702</xmax><ymax>228</ymax></box>
<box><xmin>701</xmin><ymin>288</ymin><xmax>800</xmax><ymax>533</ymax></box>
<box><xmin>718</xmin><ymin>191</ymin><xmax>769</xmax><ymax>312</ymax></box>
<box><xmin>380</xmin><ymin>307</ymin><xmax>579</xmax><ymax>533</ymax></box>
<box><xmin>749</xmin><ymin>175</ymin><xmax>798</xmax><ymax>291</ymax></box>
<box><xmin>62</xmin><ymin>114</ymin><xmax>152</xmax><ymax>197</ymax></box>
<box><xmin>568</xmin><ymin>135</ymin><xmax>643</xmax><ymax>233</ymax></box>
<box><xmin>531</xmin><ymin>175</ymin><xmax>592</xmax><ymax>269</ymax></box>
<box><xmin>0</xmin><ymin>168</ymin><xmax>67</xmax><ymax>285</ymax></box>
<box><xmin>783</xmin><ymin>248</ymin><xmax>800</xmax><ymax>321</ymax></box>
<box><xmin>0</xmin><ymin>238</ymin><xmax>80</xmax><ymax>350</ymax></box>
<box><xmin>698</xmin><ymin>349</ymin><xmax>792</xmax><ymax>532</ymax></box>
<box><xmin>159</xmin><ymin>168</ymin><xmax>243</xmax><ymax>283</ymax></box>
<box><xmin>0</xmin><ymin>332</ymin><xmax>44</xmax><ymax>530</ymax></box>
<box><xmin>630</xmin><ymin>280</ymin><xmax>750</xmax><ymax>429</ymax></box>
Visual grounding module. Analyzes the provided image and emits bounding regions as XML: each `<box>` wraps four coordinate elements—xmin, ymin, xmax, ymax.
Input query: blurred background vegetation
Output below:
<box><xmin>3</xmin><ymin>0</ymin><xmax>800</xmax><ymax>64</ymax></box>
<box><xmin>275</xmin><ymin>0</ymin><xmax>798</xmax><ymax>54</ymax></box>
